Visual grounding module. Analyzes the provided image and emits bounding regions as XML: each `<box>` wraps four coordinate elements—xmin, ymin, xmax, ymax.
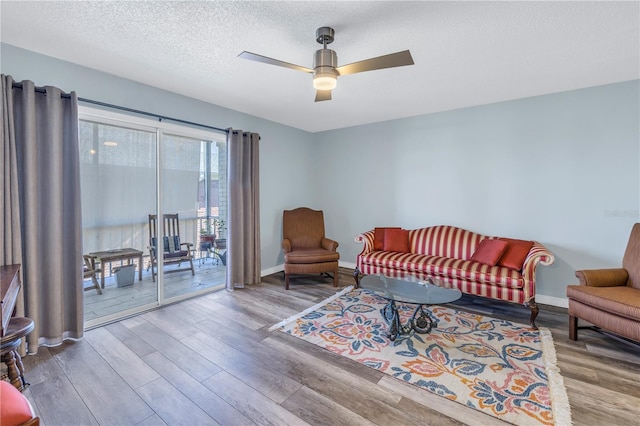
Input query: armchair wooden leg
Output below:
<box><xmin>333</xmin><ymin>269</ymin><xmax>338</xmax><ymax>287</ymax></box>
<box><xmin>569</xmin><ymin>315</ymin><xmax>578</xmax><ymax>340</ymax></box>
<box><xmin>285</xmin><ymin>273</ymin><xmax>290</xmax><ymax>290</ymax></box>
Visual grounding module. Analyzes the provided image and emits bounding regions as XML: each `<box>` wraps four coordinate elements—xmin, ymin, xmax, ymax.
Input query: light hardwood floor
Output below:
<box><xmin>21</xmin><ymin>268</ymin><xmax>640</xmax><ymax>425</ymax></box>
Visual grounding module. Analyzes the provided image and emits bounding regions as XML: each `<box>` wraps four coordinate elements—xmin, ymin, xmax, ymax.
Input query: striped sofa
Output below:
<box><xmin>354</xmin><ymin>225</ymin><xmax>555</xmax><ymax>328</ymax></box>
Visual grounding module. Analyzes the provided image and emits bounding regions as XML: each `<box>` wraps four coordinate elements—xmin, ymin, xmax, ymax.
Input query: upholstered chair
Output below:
<box><xmin>567</xmin><ymin>223</ymin><xmax>640</xmax><ymax>342</ymax></box>
<box><xmin>282</xmin><ymin>207</ymin><xmax>340</xmax><ymax>290</ymax></box>
<box><xmin>0</xmin><ymin>381</ymin><xmax>39</xmax><ymax>426</ymax></box>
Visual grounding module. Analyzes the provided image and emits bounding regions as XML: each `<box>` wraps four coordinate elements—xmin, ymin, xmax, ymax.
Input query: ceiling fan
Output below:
<box><xmin>238</xmin><ymin>27</ymin><xmax>414</xmax><ymax>102</ymax></box>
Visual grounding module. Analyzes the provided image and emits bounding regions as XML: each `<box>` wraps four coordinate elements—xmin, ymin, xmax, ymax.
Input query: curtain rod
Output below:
<box><xmin>11</xmin><ymin>82</ymin><xmax>229</xmax><ymax>134</ymax></box>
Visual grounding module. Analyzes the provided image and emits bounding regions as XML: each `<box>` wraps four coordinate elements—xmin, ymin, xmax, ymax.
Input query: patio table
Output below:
<box><xmin>89</xmin><ymin>248</ymin><xmax>143</xmax><ymax>289</ymax></box>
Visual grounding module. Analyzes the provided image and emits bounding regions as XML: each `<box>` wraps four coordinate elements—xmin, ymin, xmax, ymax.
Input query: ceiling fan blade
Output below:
<box><xmin>336</xmin><ymin>50</ymin><xmax>414</xmax><ymax>76</ymax></box>
<box><xmin>238</xmin><ymin>51</ymin><xmax>313</xmax><ymax>73</ymax></box>
<box><xmin>315</xmin><ymin>90</ymin><xmax>332</xmax><ymax>102</ymax></box>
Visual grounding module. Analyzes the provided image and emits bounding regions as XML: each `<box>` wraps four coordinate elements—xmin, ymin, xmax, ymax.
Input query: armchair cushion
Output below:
<box><xmin>567</xmin><ymin>285</ymin><xmax>640</xmax><ymax>320</ymax></box>
<box><xmin>284</xmin><ymin>248</ymin><xmax>340</xmax><ymax>264</ymax></box>
<box><xmin>151</xmin><ymin>236</ymin><xmax>181</xmax><ymax>254</ymax></box>
<box><xmin>575</xmin><ymin>268</ymin><xmax>629</xmax><ymax>287</ymax></box>
<box><xmin>164</xmin><ymin>250</ymin><xmax>190</xmax><ymax>259</ymax></box>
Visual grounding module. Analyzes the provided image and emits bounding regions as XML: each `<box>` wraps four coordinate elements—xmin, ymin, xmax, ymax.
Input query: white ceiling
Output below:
<box><xmin>1</xmin><ymin>1</ymin><xmax>638</xmax><ymax>133</ymax></box>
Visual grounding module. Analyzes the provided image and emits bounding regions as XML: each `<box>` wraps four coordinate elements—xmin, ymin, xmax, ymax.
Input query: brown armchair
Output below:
<box><xmin>282</xmin><ymin>207</ymin><xmax>340</xmax><ymax>290</ymax></box>
<box><xmin>567</xmin><ymin>223</ymin><xmax>640</xmax><ymax>343</ymax></box>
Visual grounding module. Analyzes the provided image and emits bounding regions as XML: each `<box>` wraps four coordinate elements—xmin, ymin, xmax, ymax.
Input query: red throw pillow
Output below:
<box><xmin>383</xmin><ymin>228</ymin><xmax>410</xmax><ymax>253</ymax></box>
<box><xmin>374</xmin><ymin>227</ymin><xmax>401</xmax><ymax>251</ymax></box>
<box><xmin>498</xmin><ymin>238</ymin><xmax>534</xmax><ymax>270</ymax></box>
<box><xmin>470</xmin><ymin>239</ymin><xmax>509</xmax><ymax>266</ymax></box>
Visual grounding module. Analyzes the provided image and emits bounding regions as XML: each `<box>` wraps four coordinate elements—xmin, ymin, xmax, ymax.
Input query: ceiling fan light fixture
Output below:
<box><xmin>313</xmin><ymin>47</ymin><xmax>338</xmax><ymax>90</ymax></box>
<box><xmin>313</xmin><ymin>73</ymin><xmax>337</xmax><ymax>90</ymax></box>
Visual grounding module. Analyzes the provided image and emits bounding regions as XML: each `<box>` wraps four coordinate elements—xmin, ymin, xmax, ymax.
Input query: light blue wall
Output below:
<box><xmin>0</xmin><ymin>43</ymin><xmax>317</xmax><ymax>270</ymax></box>
<box><xmin>3</xmin><ymin>43</ymin><xmax>639</xmax><ymax>301</ymax></box>
<box><xmin>314</xmin><ymin>80</ymin><xmax>640</xmax><ymax>300</ymax></box>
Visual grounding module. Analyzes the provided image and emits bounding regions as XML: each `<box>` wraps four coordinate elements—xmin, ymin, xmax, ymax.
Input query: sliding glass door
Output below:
<box><xmin>79</xmin><ymin>108</ymin><xmax>226</xmax><ymax>328</ymax></box>
<box><xmin>159</xmin><ymin>133</ymin><xmax>227</xmax><ymax>300</ymax></box>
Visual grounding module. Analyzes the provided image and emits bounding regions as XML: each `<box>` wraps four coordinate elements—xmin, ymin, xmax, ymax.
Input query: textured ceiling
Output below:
<box><xmin>1</xmin><ymin>1</ymin><xmax>638</xmax><ymax>133</ymax></box>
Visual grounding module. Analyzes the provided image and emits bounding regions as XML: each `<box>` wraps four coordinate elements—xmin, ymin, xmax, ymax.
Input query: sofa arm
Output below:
<box><xmin>321</xmin><ymin>237</ymin><xmax>339</xmax><ymax>252</ymax></box>
<box><xmin>575</xmin><ymin>268</ymin><xmax>628</xmax><ymax>287</ymax></box>
<box><xmin>282</xmin><ymin>238</ymin><xmax>291</xmax><ymax>253</ymax></box>
<box><xmin>522</xmin><ymin>242</ymin><xmax>555</xmax><ymax>270</ymax></box>
<box><xmin>521</xmin><ymin>242</ymin><xmax>555</xmax><ymax>302</ymax></box>
<box><xmin>355</xmin><ymin>230</ymin><xmax>376</xmax><ymax>256</ymax></box>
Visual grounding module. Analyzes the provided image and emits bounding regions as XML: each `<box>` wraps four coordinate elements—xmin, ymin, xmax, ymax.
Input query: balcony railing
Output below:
<box><xmin>83</xmin><ymin>216</ymin><xmax>224</xmax><ymax>268</ymax></box>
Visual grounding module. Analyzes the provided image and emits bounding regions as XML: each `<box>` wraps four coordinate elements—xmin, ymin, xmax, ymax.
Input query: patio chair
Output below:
<box><xmin>83</xmin><ymin>254</ymin><xmax>102</xmax><ymax>294</ymax></box>
<box><xmin>148</xmin><ymin>214</ymin><xmax>195</xmax><ymax>282</ymax></box>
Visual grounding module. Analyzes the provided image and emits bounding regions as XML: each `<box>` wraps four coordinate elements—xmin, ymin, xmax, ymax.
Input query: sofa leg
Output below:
<box><xmin>285</xmin><ymin>273</ymin><xmax>290</xmax><ymax>290</ymax></box>
<box><xmin>353</xmin><ymin>267</ymin><xmax>360</xmax><ymax>289</ymax></box>
<box><xmin>569</xmin><ymin>315</ymin><xmax>578</xmax><ymax>340</ymax></box>
<box><xmin>528</xmin><ymin>299</ymin><xmax>539</xmax><ymax>330</ymax></box>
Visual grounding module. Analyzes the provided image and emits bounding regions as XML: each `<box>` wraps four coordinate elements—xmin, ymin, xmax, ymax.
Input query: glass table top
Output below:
<box><xmin>359</xmin><ymin>274</ymin><xmax>462</xmax><ymax>305</ymax></box>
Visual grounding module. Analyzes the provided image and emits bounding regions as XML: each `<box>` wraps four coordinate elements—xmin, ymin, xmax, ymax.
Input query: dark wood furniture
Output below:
<box><xmin>1</xmin><ymin>264</ymin><xmax>21</xmax><ymax>337</ymax></box>
<box><xmin>1</xmin><ymin>264</ymin><xmax>35</xmax><ymax>392</ymax></box>
<box><xmin>148</xmin><ymin>214</ymin><xmax>195</xmax><ymax>282</ymax></box>
<box><xmin>89</xmin><ymin>248</ymin><xmax>143</xmax><ymax>289</ymax></box>
<box><xmin>1</xmin><ymin>317</ymin><xmax>34</xmax><ymax>391</ymax></box>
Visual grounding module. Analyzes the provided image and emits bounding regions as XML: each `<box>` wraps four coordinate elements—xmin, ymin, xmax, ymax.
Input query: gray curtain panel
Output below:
<box><xmin>226</xmin><ymin>129</ymin><xmax>261</xmax><ymax>289</ymax></box>
<box><xmin>1</xmin><ymin>75</ymin><xmax>83</xmax><ymax>352</ymax></box>
<box><xmin>1</xmin><ymin>77</ymin><xmax>22</xmax><ymax>267</ymax></box>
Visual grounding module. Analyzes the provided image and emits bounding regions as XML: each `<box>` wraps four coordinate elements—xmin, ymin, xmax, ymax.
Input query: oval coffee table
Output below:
<box><xmin>359</xmin><ymin>274</ymin><xmax>462</xmax><ymax>341</ymax></box>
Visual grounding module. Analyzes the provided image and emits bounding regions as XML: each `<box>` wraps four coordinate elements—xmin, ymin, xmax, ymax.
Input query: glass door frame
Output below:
<box><xmin>80</xmin><ymin>106</ymin><xmax>227</xmax><ymax>329</ymax></box>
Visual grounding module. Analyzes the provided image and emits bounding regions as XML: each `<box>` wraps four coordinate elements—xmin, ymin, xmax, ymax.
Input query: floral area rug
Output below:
<box><xmin>270</xmin><ymin>286</ymin><xmax>571</xmax><ymax>426</ymax></box>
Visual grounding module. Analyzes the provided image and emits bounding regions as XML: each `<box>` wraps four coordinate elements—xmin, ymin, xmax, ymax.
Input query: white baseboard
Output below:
<box><xmin>536</xmin><ymin>294</ymin><xmax>568</xmax><ymax>309</ymax></box>
<box><xmin>261</xmin><ymin>264</ymin><xmax>284</xmax><ymax>277</ymax></box>
<box><xmin>260</xmin><ymin>262</ymin><xmax>568</xmax><ymax>308</ymax></box>
<box><xmin>339</xmin><ymin>261</ymin><xmax>357</xmax><ymax>270</ymax></box>
<box><xmin>261</xmin><ymin>261</ymin><xmax>356</xmax><ymax>278</ymax></box>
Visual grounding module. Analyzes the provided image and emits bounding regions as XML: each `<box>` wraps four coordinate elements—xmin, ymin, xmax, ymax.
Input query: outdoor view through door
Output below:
<box><xmin>79</xmin><ymin>109</ymin><xmax>227</xmax><ymax>327</ymax></box>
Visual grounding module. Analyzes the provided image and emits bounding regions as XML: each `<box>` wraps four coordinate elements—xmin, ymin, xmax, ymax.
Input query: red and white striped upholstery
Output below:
<box><xmin>355</xmin><ymin>225</ymin><xmax>554</xmax><ymax>305</ymax></box>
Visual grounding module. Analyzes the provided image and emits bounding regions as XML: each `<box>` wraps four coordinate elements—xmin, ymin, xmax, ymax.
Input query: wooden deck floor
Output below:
<box><xmin>84</xmin><ymin>257</ymin><xmax>226</xmax><ymax>322</ymax></box>
<box><xmin>22</xmin><ymin>268</ymin><xmax>640</xmax><ymax>425</ymax></box>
